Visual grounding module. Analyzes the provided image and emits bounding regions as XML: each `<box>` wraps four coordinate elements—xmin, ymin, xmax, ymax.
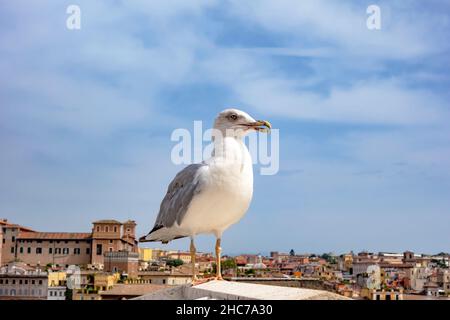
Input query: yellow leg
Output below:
<box><xmin>190</xmin><ymin>239</ymin><xmax>197</xmax><ymax>281</ymax></box>
<box><xmin>215</xmin><ymin>238</ymin><xmax>223</xmax><ymax>280</ymax></box>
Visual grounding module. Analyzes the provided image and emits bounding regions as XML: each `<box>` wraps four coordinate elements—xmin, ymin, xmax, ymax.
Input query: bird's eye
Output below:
<box><xmin>229</xmin><ymin>114</ymin><xmax>238</xmax><ymax>121</ymax></box>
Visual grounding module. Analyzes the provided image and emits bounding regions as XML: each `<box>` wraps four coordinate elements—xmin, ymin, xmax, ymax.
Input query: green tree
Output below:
<box><xmin>222</xmin><ymin>259</ymin><xmax>237</xmax><ymax>270</ymax></box>
<box><xmin>245</xmin><ymin>269</ymin><xmax>255</xmax><ymax>275</ymax></box>
<box><xmin>166</xmin><ymin>259</ymin><xmax>184</xmax><ymax>267</ymax></box>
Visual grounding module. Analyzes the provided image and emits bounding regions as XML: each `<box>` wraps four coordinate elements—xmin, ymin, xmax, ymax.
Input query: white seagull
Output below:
<box><xmin>140</xmin><ymin>109</ymin><xmax>271</xmax><ymax>280</ymax></box>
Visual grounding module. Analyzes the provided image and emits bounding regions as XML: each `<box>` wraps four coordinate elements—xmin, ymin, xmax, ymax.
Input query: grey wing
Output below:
<box><xmin>150</xmin><ymin>163</ymin><xmax>206</xmax><ymax>233</ymax></box>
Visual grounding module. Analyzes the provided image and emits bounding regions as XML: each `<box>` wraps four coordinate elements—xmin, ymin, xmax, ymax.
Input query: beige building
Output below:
<box><xmin>0</xmin><ymin>268</ymin><xmax>48</xmax><ymax>300</ymax></box>
<box><xmin>138</xmin><ymin>270</ymin><xmax>193</xmax><ymax>286</ymax></box>
<box><xmin>166</xmin><ymin>251</ymin><xmax>192</xmax><ymax>264</ymax></box>
<box><xmin>0</xmin><ymin>218</ymin><xmax>138</xmax><ymax>268</ymax></box>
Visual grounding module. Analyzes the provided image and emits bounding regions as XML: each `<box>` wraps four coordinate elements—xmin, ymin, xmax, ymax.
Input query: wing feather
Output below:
<box><xmin>146</xmin><ymin>163</ymin><xmax>206</xmax><ymax>239</ymax></box>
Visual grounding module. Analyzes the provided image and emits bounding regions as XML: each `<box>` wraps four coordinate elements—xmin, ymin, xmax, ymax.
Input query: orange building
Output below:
<box><xmin>90</xmin><ymin>220</ymin><xmax>138</xmax><ymax>266</ymax></box>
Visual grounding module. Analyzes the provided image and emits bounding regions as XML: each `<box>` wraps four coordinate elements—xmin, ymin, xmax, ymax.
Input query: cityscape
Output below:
<box><xmin>1</xmin><ymin>217</ymin><xmax>449</xmax><ymax>300</ymax></box>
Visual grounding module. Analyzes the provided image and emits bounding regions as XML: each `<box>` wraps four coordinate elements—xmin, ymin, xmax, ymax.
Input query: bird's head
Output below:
<box><xmin>213</xmin><ymin>108</ymin><xmax>271</xmax><ymax>138</ymax></box>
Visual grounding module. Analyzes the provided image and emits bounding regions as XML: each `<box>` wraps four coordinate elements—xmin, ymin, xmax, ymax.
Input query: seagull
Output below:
<box><xmin>139</xmin><ymin>109</ymin><xmax>271</xmax><ymax>280</ymax></box>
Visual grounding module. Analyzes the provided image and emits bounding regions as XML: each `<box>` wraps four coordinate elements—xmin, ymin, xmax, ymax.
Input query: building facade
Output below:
<box><xmin>16</xmin><ymin>233</ymin><xmax>92</xmax><ymax>267</ymax></box>
<box><xmin>0</xmin><ymin>218</ymin><xmax>138</xmax><ymax>268</ymax></box>
<box><xmin>0</xmin><ymin>269</ymin><xmax>48</xmax><ymax>300</ymax></box>
<box><xmin>1</xmin><ymin>219</ymin><xmax>35</xmax><ymax>266</ymax></box>
<box><xmin>104</xmin><ymin>251</ymin><xmax>139</xmax><ymax>278</ymax></box>
<box><xmin>91</xmin><ymin>220</ymin><xmax>138</xmax><ymax>266</ymax></box>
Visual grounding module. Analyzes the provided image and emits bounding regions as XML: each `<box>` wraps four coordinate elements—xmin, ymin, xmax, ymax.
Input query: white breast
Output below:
<box><xmin>178</xmin><ymin>137</ymin><xmax>254</xmax><ymax>238</ymax></box>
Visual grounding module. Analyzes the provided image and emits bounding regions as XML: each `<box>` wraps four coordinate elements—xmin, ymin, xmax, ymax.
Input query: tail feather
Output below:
<box><xmin>139</xmin><ymin>225</ymin><xmax>187</xmax><ymax>244</ymax></box>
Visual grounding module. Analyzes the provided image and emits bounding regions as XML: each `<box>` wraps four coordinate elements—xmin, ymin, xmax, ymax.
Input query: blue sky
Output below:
<box><xmin>1</xmin><ymin>0</ymin><xmax>450</xmax><ymax>255</ymax></box>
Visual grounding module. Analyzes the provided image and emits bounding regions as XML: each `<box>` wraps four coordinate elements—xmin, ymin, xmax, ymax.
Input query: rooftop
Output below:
<box><xmin>100</xmin><ymin>284</ymin><xmax>167</xmax><ymax>297</ymax></box>
<box><xmin>17</xmin><ymin>232</ymin><xmax>92</xmax><ymax>240</ymax></box>
<box><xmin>0</xmin><ymin>219</ymin><xmax>35</xmax><ymax>232</ymax></box>
<box><xmin>134</xmin><ymin>280</ymin><xmax>350</xmax><ymax>300</ymax></box>
<box><xmin>92</xmin><ymin>219</ymin><xmax>122</xmax><ymax>225</ymax></box>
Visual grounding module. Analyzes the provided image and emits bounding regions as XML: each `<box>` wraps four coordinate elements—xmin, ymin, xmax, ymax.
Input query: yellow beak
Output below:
<box><xmin>251</xmin><ymin>120</ymin><xmax>271</xmax><ymax>133</ymax></box>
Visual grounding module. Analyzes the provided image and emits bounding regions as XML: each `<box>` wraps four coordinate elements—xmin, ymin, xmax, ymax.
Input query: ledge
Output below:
<box><xmin>133</xmin><ymin>280</ymin><xmax>351</xmax><ymax>300</ymax></box>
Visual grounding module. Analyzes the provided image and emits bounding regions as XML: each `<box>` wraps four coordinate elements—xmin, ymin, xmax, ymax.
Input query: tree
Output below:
<box><xmin>321</xmin><ymin>253</ymin><xmax>337</xmax><ymax>264</ymax></box>
<box><xmin>289</xmin><ymin>249</ymin><xmax>295</xmax><ymax>256</ymax></box>
<box><xmin>222</xmin><ymin>259</ymin><xmax>237</xmax><ymax>270</ymax></box>
<box><xmin>166</xmin><ymin>259</ymin><xmax>184</xmax><ymax>268</ymax></box>
<box><xmin>245</xmin><ymin>269</ymin><xmax>255</xmax><ymax>275</ymax></box>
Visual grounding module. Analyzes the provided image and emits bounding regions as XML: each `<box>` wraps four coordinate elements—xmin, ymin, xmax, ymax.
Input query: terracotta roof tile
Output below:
<box><xmin>0</xmin><ymin>220</ymin><xmax>35</xmax><ymax>232</ymax></box>
<box><xmin>92</xmin><ymin>219</ymin><xmax>122</xmax><ymax>224</ymax></box>
<box><xmin>17</xmin><ymin>232</ymin><xmax>92</xmax><ymax>240</ymax></box>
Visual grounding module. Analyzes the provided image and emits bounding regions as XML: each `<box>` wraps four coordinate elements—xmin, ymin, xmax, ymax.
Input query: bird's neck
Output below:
<box><xmin>211</xmin><ymin>136</ymin><xmax>252</xmax><ymax>168</ymax></box>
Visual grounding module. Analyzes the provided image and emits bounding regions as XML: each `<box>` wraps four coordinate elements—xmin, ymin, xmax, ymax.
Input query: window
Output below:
<box><xmin>27</xmin><ymin>247</ymin><xmax>31</xmax><ymax>254</ymax></box>
<box><xmin>64</xmin><ymin>241</ymin><xmax>68</xmax><ymax>244</ymax></box>
<box><xmin>109</xmin><ymin>240</ymin><xmax>113</xmax><ymax>244</ymax></box>
<box><xmin>49</xmin><ymin>248</ymin><xmax>53</xmax><ymax>254</ymax></box>
<box><xmin>19</xmin><ymin>247</ymin><xmax>24</xmax><ymax>254</ymax></box>
<box><xmin>162</xmin><ymin>279</ymin><xmax>166</xmax><ymax>284</ymax></box>
<box><xmin>74</xmin><ymin>248</ymin><xmax>81</xmax><ymax>255</ymax></box>
<box><xmin>2</xmin><ymin>238</ymin><xmax>4</xmax><ymax>244</ymax></box>
<box><xmin>96</xmin><ymin>244</ymin><xmax>102</xmax><ymax>255</ymax></box>
<box><xmin>105</xmin><ymin>226</ymin><xmax>109</xmax><ymax>232</ymax></box>
<box><xmin>63</xmin><ymin>248</ymin><xmax>69</xmax><ymax>254</ymax></box>
<box><xmin>60</xmin><ymin>291</ymin><xmax>63</xmax><ymax>296</ymax></box>
<box><xmin>36</xmin><ymin>247</ymin><xmax>42</xmax><ymax>254</ymax></box>
<box><xmin>19</xmin><ymin>280</ymin><xmax>22</xmax><ymax>284</ymax></box>
<box><xmin>12</xmin><ymin>236</ymin><xmax>15</xmax><ymax>242</ymax></box>
<box><xmin>37</xmin><ymin>240</ymin><xmax>42</xmax><ymax>243</ymax></box>
<box><xmin>11</xmin><ymin>247</ymin><xmax>14</xmax><ymax>253</ymax></box>
<box><xmin>25</xmin><ymin>280</ymin><xmax>28</xmax><ymax>285</ymax></box>
<box><xmin>32</xmin><ymin>280</ymin><xmax>35</xmax><ymax>285</ymax></box>
<box><xmin>39</xmin><ymin>280</ymin><xmax>42</xmax><ymax>285</ymax></box>
<box><xmin>49</xmin><ymin>240</ymin><xmax>53</xmax><ymax>244</ymax></box>
<box><xmin>86</xmin><ymin>248</ymin><xmax>90</xmax><ymax>254</ymax></box>
<box><xmin>109</xmin><ymin>247</ymin><xmax>113</xmax><ymax>252</ymax></box>
<box><xmin>0</xmin><ymin>279</ymin><xmax>3</xmax><ymax>284</ymax></box>
<box><xmin>12</xmin><ymin>279</ymin><xmax>16</xmax><ymax>284</ymax></box>
<box><xmin>96</xmin><ymin>226</ymin><xmax>100</xmax><ymax>232</ymax></box>
<box><xmin>114</xmin><ymin>226</ymin><xmax>117</xmax><ymax>232</ymax></box>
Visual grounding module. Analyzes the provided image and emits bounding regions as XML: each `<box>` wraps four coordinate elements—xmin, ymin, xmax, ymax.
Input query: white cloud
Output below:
<box><xmin>235</xmin><ymin>76</ymin><xmax>447</xmax><ymax>125</ymax></box>
<box><xmin>227</xmin><ymin>0</ymin><xmax>448</xmax><ymax>59</ymax></box>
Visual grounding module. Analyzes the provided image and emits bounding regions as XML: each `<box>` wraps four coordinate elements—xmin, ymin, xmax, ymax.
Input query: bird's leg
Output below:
<box><xmin>190</xmin><ymin>238</ymin><xmax>198</xmax><ymax>282</ymax></box>
<box><xmin>215</xmin><ymin>238</ymin><xmax>223</xmax><ymax>280</ymax></box>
